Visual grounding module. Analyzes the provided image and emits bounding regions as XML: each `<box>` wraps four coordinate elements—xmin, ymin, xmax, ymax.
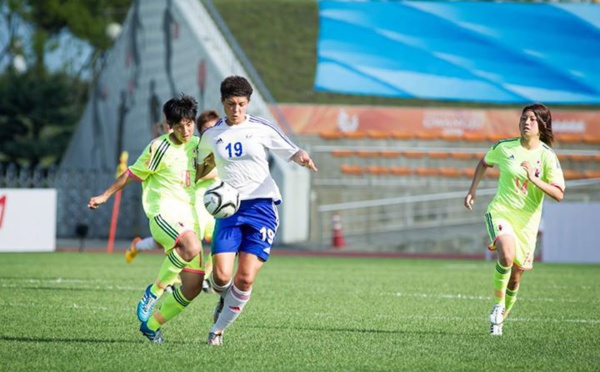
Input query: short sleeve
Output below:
<box><xmin>483</xmin><ymin>142</ymin><xmax>501</xmax><ymax>167</ymax></box>
<box><xmin>542</xmin><ymin>150</ymin><xmax>566</xmax><ymax>191</ymax></box>
<box><xmin>128</xmin><ymin>139</ymin><xmax>161</xmax><ymax>181</ymax></box>
<box><xmin>266</xmin><ymin>124</ymin><xmax>298</xmax><ymax>160</ymax></box>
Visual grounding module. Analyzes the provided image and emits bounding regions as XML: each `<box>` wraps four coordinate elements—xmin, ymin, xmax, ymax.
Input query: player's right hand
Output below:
<box><xmin>88</xmin><ymin>195</ymin><xmax>107</xmax><ymax>210</ymax></box>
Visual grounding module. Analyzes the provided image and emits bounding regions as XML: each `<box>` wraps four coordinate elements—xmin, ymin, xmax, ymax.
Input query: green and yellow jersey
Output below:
<box><xmin>128</xmin><ymin>133</ymin><xmax>200</xmax><ymax>218</ymax></box>
<box><xmin>484</xmin><ymin>137</ymin><xmax>565</xmax><ymax>229</ymax></box>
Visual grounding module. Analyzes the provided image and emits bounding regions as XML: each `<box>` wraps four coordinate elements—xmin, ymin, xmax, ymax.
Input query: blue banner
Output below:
<box><xmin>315</xmin><ymin>1</ymin><xmax>600</xmax><ymax>104</ymax></box>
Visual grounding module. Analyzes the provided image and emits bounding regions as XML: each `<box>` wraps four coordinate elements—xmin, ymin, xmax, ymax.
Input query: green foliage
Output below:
<box><xmin>16</xmin><ymin>0</ymin><xmax>132</xmax><ymax>51</ymax></box>
<box><xmin>0</xmin><ymin>69</ymin><xmax>87</xmax><ymax>166</ymax></box>
<box><xmin>1</xmin><ymin>252</ymin><xmax>599</xmax><ymax>371</ymax></box>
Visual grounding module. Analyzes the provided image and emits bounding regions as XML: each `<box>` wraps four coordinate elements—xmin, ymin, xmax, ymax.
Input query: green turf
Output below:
<box><xmin>1</xmin><ymin>252</ymin><xmax>598</xmax><ymax>371</ymax></box>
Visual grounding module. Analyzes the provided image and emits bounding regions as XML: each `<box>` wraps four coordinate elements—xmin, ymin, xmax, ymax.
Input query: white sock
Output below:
<box><xmin>210</xmin><ymin>273</ymin><xmax>231</xmax><ymax>296</ymax></box>
<box><xmin>136</xmin><ymin>237</ymin><xmax>158</xmax><ymax>251</ymax></box>
<box><xmin>211</xmin><ymin>284</ymin><xmax>251</xmax><ymax>333</ymax></box>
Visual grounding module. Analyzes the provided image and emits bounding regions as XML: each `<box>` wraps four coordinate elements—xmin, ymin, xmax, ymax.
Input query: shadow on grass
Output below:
<box><xmin>240</xmin><ymin>323</ymin><xmax>478</xmax><ymax>337</ymax></box>
<box><xmin>0</xmin><ymin>334</ymin><xmax>187</xmax><ymax>345</ymax></box>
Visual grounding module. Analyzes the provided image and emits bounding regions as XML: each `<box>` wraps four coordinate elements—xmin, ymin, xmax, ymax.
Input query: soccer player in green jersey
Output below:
<box><xmin>88</xmin><ymin>94</ymin><xmax>206</xmax><ymax>343</ymax></box>
<box><xmin>464</xmin><ymin>103</ymin><xmax>565</xmax><ymax>336</ymax></box>
<box><xmin>125</xmin><ymin>109</ymin><xmax>220</xmax><ymax>293</ymax></box>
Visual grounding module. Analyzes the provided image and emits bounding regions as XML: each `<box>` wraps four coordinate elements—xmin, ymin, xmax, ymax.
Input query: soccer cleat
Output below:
<box><xmin>489</xmin><ymin>304</ymin><xmax>505</xmax><ymax>326</ymax></box>
<box><xmin>137</xmin><ymin>285</ymin><xmax>158</xmax><ymax>322</ymax></box>
<box><xmin>213</xmin><ymin>296</ymin><xmax>224</xmax><ymax>324</ymax></box>
<box><xmin>207</xmin><ymin>331</ymin><xmax>223</xmax><ymax>346</ymax></box>
<box><xmin>489</xmin><ymin>323</ymin><xmax>503</xmax><ymax>336</ymax></box>
<box><xmin>140</xmin><ymin>321</ymin><xmax>164</xmax><ymax>343</ymax></box>
<box><xmin>125</xmin><ymin>237</ymin><xmax>141</xmax><ymax>263</ymax></box>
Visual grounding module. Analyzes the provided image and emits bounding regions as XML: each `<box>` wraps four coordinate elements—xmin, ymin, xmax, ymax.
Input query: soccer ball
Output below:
<box><xmin>203</xmin><ymin>180</ymin><xmax>240</xmax><ymax>218</ymax></box>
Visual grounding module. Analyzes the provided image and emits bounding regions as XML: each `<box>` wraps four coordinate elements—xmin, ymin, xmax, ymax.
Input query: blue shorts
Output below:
<box><xmin>211</xmin><ymin>198</ymin><xmax>279</xmax><ymax>262</ymax></box>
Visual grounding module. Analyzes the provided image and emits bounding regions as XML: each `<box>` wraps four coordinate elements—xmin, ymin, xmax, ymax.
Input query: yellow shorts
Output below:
<box><xmin>148</xmin><ymin>211</ymin><xmax>205</xmax><ymax>273</ymax></box>
<box><xmin>485</xmin><ymin>212</ymin><xmax>536</xmax><ymax>270</ymax></box>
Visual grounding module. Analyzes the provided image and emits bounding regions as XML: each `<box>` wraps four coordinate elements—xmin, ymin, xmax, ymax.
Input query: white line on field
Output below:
<box><xmin>395</xmin><ymin>292</ymin><xmax>583</xmax><ymax>303</ymax></box>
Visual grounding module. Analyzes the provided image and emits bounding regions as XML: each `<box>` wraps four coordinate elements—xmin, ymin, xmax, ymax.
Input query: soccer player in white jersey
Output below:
<box><xmin>464</xmin><ymin>103</ymin><xmax>565</xmax><ymax>336</ymax></box>
<box><xmin>196</xmin><ymin>76</ymin><xmax>318</xmax><ymax>345</ymax></box>
<box><xmin>88</xmin><ymin>94</ymin><xmax>207</xmax><ymax>343</ymax></box>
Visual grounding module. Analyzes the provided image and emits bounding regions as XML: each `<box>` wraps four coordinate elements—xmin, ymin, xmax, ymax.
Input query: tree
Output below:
<box><xmin>0</xmin><ymin>0</ymin><xmax>132</xmax><ymax>167</ymax></box>
<box><xmin>0</xmin><ymin>69</ymin><xmax>87</xmax><ymax>166</ymax></box>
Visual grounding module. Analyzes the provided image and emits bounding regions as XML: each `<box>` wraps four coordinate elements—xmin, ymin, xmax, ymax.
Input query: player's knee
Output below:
<box><xmin>177</xmin><ymin>237</ymin><xmax>201</xmax><ymax>261</ymax></box>
<box><xmin>234</xmin><ymin>273</ymin><xmax>254</xmax><ymax>291</ymax></box>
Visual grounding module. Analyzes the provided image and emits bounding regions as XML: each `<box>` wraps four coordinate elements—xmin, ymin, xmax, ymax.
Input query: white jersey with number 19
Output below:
<box><xmin>197</xmin><ymin>115</ymin><xmax>298</xmax><ymax>202</ymax></box>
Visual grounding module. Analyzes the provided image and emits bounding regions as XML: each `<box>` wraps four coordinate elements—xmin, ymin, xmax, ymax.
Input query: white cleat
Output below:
<box><xmin>490</xmin><ymin>323</ymin><xmax>503</xmax><ymax>336</ymax></box>
<box><xmin>207</xmin><ymin>331</ymin><xmax>223</xmax><ymax>346</ymax></box>
<box><xmin>489</xmin><ymin>304</ymin><xmax>505</xmax><ymax>326</ymax></box>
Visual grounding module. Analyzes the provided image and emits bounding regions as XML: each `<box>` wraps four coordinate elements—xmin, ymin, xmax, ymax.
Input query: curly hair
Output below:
<box><xmin>220</xmin><ymin>76</ymin><xmax>253</xmax><ymax>101</ymax></box>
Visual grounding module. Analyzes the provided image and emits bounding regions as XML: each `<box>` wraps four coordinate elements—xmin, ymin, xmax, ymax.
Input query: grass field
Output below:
<box><xmin>1</xmin><ymin>251</ymin><xmax>599</xmax><ymax>371</ymax></box>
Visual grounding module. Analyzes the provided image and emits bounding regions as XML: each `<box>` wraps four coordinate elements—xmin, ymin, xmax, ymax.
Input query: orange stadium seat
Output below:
<box><xmin>449</xmin><ymin>152</ymin><xmax>474</xmax><ymax>161</ymax></box>
<box><xmin>460</xmin><ymin>168</ymin><xmax>474</xmax><ymax>178</ymax></box>
<box><xmin>344</xmin><ymin>131</ymin><xmax>366</xmax><ymax>139</ymax></box>
<box><xmin>567</xmin><ymin>154</ymin><xmax>596</xmax><ymax>162</ymax></box>
<box><xmin>340</xmin><ymin>164</ymin><xmax>364</xmax><ymax>175</ymax></box>
<box><xmin>441</xmin><ymin>133</ymin><xmax>463</xmax><ymax>142</ymax></box>
<box><xmin>463</xmin><ymin>132</ymin><xmax>487</xmax><ymax>143</ymax></box>
<box><xmin>563</xmin><ymin>170</ymin><xmax>584</xmax><ymax>180</ymax></box>
<box><xmin>365</xmin><ymin>165</ymin><xmax>390</xmax><ymax>176</ymax></box>
<box><xmin>427</xmin><ymin>151</ymin><xmax>448</xmax><ymax>159</ymax></box>
<box><xmin>330</xmin><ymin>149</ymin><xmax>354</xmax><ymax>158</ymax></box>
<box><xmin>557</xmin><ymin>133</ymin><xmax>584</xmax><ymax>144</ymax></box>
<box><xmin>391</xmin><ymin>131</ymin><xmax>413</xmax><ymax>140</ymax></box>
<box><xmin>415</xmin><ymin>132</ymin><xmax>440</xmax><ymax>141</ymax></box>
<box><xmin>319</xmin><ymin>131</ymin><xmax>345</xmax><ymax>140</ymax></box>
<box><xmin>583</xmin><ymin>170</ymin><xmax>600</xmax><ymax>179</ymax></box>
<box><xmin>583</xmin><ymin>135</ymin><xmax>600</xmax><ymax>145</ymax></box>
<box><xmin>402</xmin><ymin>150</ymin><xmax>426</xmax><ymax>159</ymax></box>
<box><xmin>414</xmin><ymin>167</ymin><xmax>438</xmax><ymax>177</ymax></box>
<box><xmin>366</xmin><ymin>130</ymin><xmax>391</xmax><ymax>140</ymax></box>
<box><xmin>389</xmin><ymin>166</ymin><xmax>412</xmax><ymax>176</ymax></box>
<box><xmin>438</xmin><ymin>167</ymin><xmax>461</xmax><ymax>178</ymax></box>
<box><xmin>357</xmin><ymin>150</ymin><xmax>379</xmax><ymax>158</ymax></box>
<box><xmin>379</xmin><ymin>150</ymin><xmax>402</xmax><ymax>158</ymax></box>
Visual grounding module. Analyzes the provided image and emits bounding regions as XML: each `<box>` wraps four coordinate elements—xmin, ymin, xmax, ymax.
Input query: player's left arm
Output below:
<box><xmin>521</xmin><ymin>158</ymin><xmax>564</xmax><ymax>202</ymax></box>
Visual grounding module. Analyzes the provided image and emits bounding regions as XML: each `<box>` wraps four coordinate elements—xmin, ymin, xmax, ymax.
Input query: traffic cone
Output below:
<box><xmin>331</xmin><ymin>212</ymin><xmax>346</xmax><ymax>249</ymax></box>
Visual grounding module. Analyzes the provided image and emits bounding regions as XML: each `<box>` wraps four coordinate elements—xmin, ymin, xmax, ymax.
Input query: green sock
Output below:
<box><xmin>493</xmin><ymin>261</ymin><xmax>511</xmax><ymax>306</ymax></box>
<box><xmin>504</xmin><ymin>287</ymin><xmax>519</xmax><ymax>317</ymax></box>
<box><xmin>150</xmin><ymin>250</ymin><xmax>189</xmax><ymax>297</ymax></box>
<box><xmin>147</xmin><ymin>287</ymin><xmax>191</xmax><ymax>331</ymax></box>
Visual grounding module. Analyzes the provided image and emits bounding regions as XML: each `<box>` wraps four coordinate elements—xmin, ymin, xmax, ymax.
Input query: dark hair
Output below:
<box><xmin>163</xmin><ymin>94</ymin><xmax>198</xmax><ymax>127</ymax></box>
<box><xmin>522</xmin><ymin>103</ymin><xmax>554</xmax><ymax>147</ymax></box>
<box><xmin>196</xmin><ymin>109</ymin><xmax>219</xmax><ymax>133</ymax></box>
<box><xmin>220</xmin><ymin>76</ymin><xmax>253</xmax><ymax>101</ymax></box>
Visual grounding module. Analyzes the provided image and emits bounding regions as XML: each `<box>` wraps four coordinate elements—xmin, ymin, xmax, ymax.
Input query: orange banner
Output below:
<box><xmin>277</xmin><ymin>104</ymin><xmax>600</xmax><ymax>137</ymax></box>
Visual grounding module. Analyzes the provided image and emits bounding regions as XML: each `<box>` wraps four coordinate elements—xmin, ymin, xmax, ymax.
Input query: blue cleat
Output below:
<box><xmin>137</xmin><ymin>285</ymin><xmax>158</xmax><ymax>322</ymax></box>
<box><xmin>140</xmin><ymin>321</ymin><xmax>163</xmax><ymax>343</ymax></box>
